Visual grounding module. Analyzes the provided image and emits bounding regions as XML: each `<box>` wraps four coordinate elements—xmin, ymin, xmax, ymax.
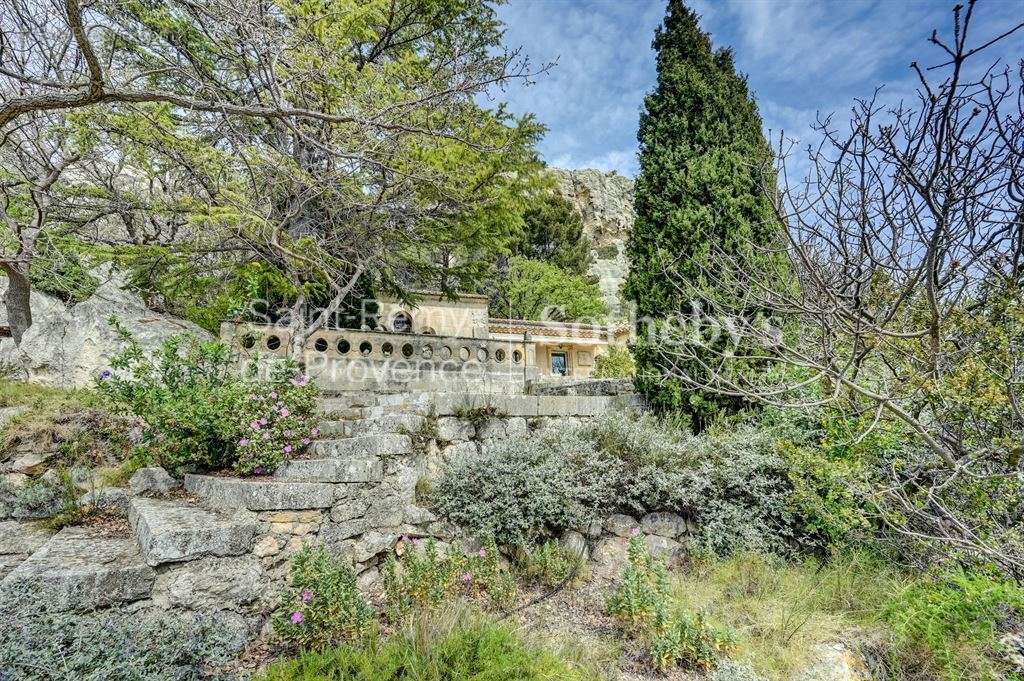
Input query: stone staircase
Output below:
<box><xmin>0</xmin><ymin>389</ymin><xmax>630</xmax><ymax>613</ymax></box>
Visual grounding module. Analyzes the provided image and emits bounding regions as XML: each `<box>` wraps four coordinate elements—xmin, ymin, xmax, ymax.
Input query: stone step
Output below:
<box><xmin>0</xmin><ymin>526</ymin><xmax>154</xmax><ymax>611</ymax></box>
<box><xmin>0</xmin><ymin>521</ymin><xmax>55</xmax><ymax>580</ymax></box>
<box><xmin>321</xmin><ymin>413</ymin><xmax>424</xmax><ymax>438</ymax></box>
<box><xmin>184</xmin><ymin>474</ymin><xmax>335</xmax><ymax>511</ymax></box>
<box><xmin>128</xmin><ymin>497</ymin><xmax>258</xmax><ymax>566</ymax></box>
<box><xmin>275</xmin><ymin>456</ymin><xmax>383</xmax><ymax>483</ymax></box>
<box><xmin>319</xmin><ymin>394</ymin><xmax>378</xmax><ymax>415</ymax></box>
<box><xmin>310</xmin><ymin>434</ymin><xmax>412</xmax><ymax>458</ymax></box>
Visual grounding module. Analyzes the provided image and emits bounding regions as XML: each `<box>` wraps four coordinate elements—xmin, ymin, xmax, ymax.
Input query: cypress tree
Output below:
<box><xmin>624</xmin><ymin>0</ymin><xmax>778</xmax><ymax>428</ymax></box>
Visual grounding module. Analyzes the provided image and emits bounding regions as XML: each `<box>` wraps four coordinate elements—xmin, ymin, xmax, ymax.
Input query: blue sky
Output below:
<box><xmin>494</xmin><ymin>0</ymin><xmax>1024</xmax><ymax>177</ymax></box>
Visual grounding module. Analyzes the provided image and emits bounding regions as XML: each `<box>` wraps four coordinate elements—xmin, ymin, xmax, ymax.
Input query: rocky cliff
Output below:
<box><xmin>550</xmin><ymin>168</ymin><xmax>634</xmax><ymax>322</ymax></box>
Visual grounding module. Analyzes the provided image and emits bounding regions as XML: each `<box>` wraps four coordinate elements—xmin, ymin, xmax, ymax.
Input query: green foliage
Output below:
<box><xmin>97</xmin><ymin>325</ymin><xmax>318</xmax><ymax>474</ymax></box>
<box><xmin>592</xmin><ymin>347</ymin><xmax>636</xmax><ymax>378</ymax></box>
<box><xmin>607</xmin><ymin>537</ymin><xmax>730</xmax><ymax>671</ymax></box>
<box><xmin>272</xmin><ymin>546</ymin><xmax>377</xmax><ymax>652</ymax></box>
<box><xmin>258</xmin><ymin>606</ymin><xmax>597</xmax><ymax>681</ymax></box>
<box><xmin>624</xmin><ymin>0</ymin><xmax>779</xmax><ymax>426</ymax></box>
<box><xmin>0</xmin><ymin>584</ymin><xmax>242</xmax><ymax>680</ymax></box>
<box><xmin>510</xmin><ymin>190</ymin><xmax>591</xmax><ymax>275</ymax></box>
<box><xmin>490</xmin><ymin>257</ymin><xmax>608</xmax><ymax>322</ymax></box>
<box><xmin>515</xmin><ymin>540</ymin><xmax>588</xmax><ymax>588</ymax></box>
<box><xmin>433</xmin><ymin>427</ymin><xmax>618</xmax><ymax>547</ymax></box>
<box><xmin>884</xmin><ymin>571</ymin><xmax>1024</xmax><ymax>681</ymax></box>
<box><xmin>382</xmin><ymin>537</ymin><xmax>517</xmax><ymax>621</ymax></box>
<box><xmin>28</xmin><ymin>235</ymin><xmax>99</xmax><ymax>304</ymax></box>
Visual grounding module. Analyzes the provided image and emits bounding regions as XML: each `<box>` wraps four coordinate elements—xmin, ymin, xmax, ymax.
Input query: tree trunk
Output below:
<box><xmin>2</xmin><ymin>263</ymin><xmax>33</xmax><ymax>344</ymax></box>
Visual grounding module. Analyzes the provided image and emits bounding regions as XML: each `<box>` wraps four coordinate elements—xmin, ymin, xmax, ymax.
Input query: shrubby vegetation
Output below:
<box><xmin>592</xmin><ymin>347</ymin><xmax>636</xmax><ymax>379</ymax></box>
<box><xmin>98</xmin><ymin>328</ymin><xmax>318</xmax><ymax>475</ymax></box>
<box><xmin>0</xmin><ymin>585</ymin><xmax>243</xmax><ymax>680</ymax></box>
<box><xmin>490</xmin><ymin>257</ymin><xmax>607</xmax><ymax>322</ymax></box>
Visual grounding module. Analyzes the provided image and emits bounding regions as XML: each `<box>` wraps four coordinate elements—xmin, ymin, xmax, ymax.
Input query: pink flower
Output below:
<box><xmin>301</xmin><ymin>590</ymin><xmax>313</xmax><ymax>603</ymax></box>
<box><xmin>259</xmin><ymin>417</ymin><xmax>268</xmax><ymax>426</ymax></box>
<box><xmin>251</xmin><ymin>421</ymin><xmax>261</xmax><ymax>430</ymax></box>
<box><xmin>478</xmin><ymin>548</ymin><xmax>487</xmax><ymax>558</ymax></box>
<box><xmin>629</xmin><ymin>527</ymin><xmax>641</xmax><ymax>537</ymax></box>
<box><xmin>284</xmin><ymin>445</ymin><xmax>293</xmax><ymax>454</ymax></box>
<box><xmin>311</xmin><ymin>427</ymin><xmax>320</xmax><ymax>437</ymax></box>
<box><xmin>239</xmin><ymin>438</ymin><xmax>249</xmax><ymax>447</ymax></box>
<box><xmin>279</xmin><ymin>407</ymin><xmax>290</xmax><ymax>418</ymax></box>
<box><xmin>262</xmin><ymin>432</ymin><xmax>271</xmax><ymax>440</ymax></box>
<box><xmin>302</xmin><ymin>438</ymin><xmax>311</xmax><ymax>446</ymax></box>
<box><xmin>284</xmin><ymin>430</ymin><xmax>294</xmax><ymax>438</ymax></box>
<box><xmin>290</xmin><ymin>611</ymin><xmax>304</xmax><ymax>624</ymax></box>
<box><xmin>270</xmin><ymin>391</ymin><xmax>278</xmax><ymax>399</ymax></box>
<box><xmin>461</xmin><ymin>571</ymin><xmax>473</xmax><ymax>583</ymax></box>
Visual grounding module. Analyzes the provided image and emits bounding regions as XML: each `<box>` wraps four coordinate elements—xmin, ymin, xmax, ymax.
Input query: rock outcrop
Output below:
<box><xmin>0</xmin><ymin>267</ymin><xmax>211</xmax><ymax>388</ymax></box>
<box><xmin>550</xmin><ymin>168</ymin><xmax>635</xmax><ymax>321</ymax></box>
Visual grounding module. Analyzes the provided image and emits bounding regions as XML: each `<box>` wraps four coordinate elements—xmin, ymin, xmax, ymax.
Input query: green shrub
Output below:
<box><xmin>433</xmin><ymin>428</ymin><xmax>619</xmax><ymax>547</ymax></box>
<box><xmin>592</xmin><ymin>347</ymin><xmax>636</xmax><ymax>378</ymax></box>
<box><xmin>382</xmin><ymin>537</ymin><xmax>517</xmax><ymax>621</ymax></box>
<box><xmin>607</xmin><ymin>537</ymin><xmax>730</xmax><ymax>671</ymax></box>
<box><xmin>0</xmin><ymin>584</ymin><xmax>242</xmax><ymax>680</ymax></box>
<box><xmin>29</xmin><ymin>235</ymin><xmax>99</xmax><ymax>304</ymax></box>
<box><xmin>883</xmin><ymin>571</ymin><xmax>1024</xmax><ymax>681</ymax></box>
<box><xmin>272</xmin><ymin>546</ymin><xmax>377</xmax><ymax>651</ymax></box>
<box><xmin>259</xmin><ymin>606</ymin><xmax>597</xmax><ymax>681</ymax></box>
<box><xmin>435</xmin><ymin>412</ymin><xmax>797</xmax><ymax>554</ymax></box>
<box><xmin>97</xmin><ymin>326</ymin><xmax>318</xmax><ymax>475</ymax></box>
<box><xmin>515</xmin><ymin>540</ymin><xmax>588</xmax><ymax>588</ymax></box>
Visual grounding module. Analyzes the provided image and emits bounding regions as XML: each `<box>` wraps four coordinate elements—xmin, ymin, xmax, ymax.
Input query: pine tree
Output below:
<box><xmin>624</xmin><ymin>0</ymin><xmax>778</xmax><ymax>427</ymax></box>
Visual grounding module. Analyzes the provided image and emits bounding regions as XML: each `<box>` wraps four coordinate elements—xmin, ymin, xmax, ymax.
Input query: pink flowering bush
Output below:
<box><xmin>233</xmin><ymin>365</ymin><xmax>319</xmax><ymax>475</ymax></box>
<box><xmin>381</xmin><ymin>536</ymin><xmax>516</xmax><ymax>622</ymax></box>
<box><xmin>98</xmin><ymin>326</ymin><xmax>319</xmax><ymax>476</ymax></box>
<box><xmin>272</xmin><ymin>546</ymin><xmax>376</xmax><ymax>651</ymax></box>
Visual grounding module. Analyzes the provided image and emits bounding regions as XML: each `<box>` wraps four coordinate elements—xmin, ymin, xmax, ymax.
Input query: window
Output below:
<box><xmin>392</xmin><ymin>312</ymin><xmax>413</xmax><ymax>333</ymax></box>
<box><xmin>550</xmin><ymin>352</ymin><xmax>568</xmax><ymax>376</ymax></box>
<box><xmin>313</xmin><ymin>338</ymin><xmax>328</xmax><ymax>352</ymax></box>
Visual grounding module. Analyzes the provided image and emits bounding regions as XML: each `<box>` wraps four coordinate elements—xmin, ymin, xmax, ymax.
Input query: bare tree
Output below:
<box><xmin>648</xmin><ymin>2</ymin><xmax>1024</xmax><ymax>576</ymax></box>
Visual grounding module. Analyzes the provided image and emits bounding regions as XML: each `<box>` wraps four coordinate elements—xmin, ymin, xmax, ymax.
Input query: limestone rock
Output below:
<box><xmin>129</xmin><ymin>466</ymin><xmax>180</xmax><ymax>496</ymax></box>
<box><xmin>129</xmin><ymin>497</ymin><xmax>257</xmax><ymax>566</ymax></box>
<box><xmin>2</xmin><ymin>450</ymin><xmax>48</xmax><ymax>475</ymax></box>
<box><xmin>441</xmin><ymin>441</ymin><xmax>477</xmax><ymax>461</ymax></box>
<box><xmin>551</xmin><ymin>168</ymin><xmax>634</xmax><ymax>321</ymax></box>
<box><xmin>80</xmin><ymin>487</ymin><xmax>130</xmax><ymax>513</ymax></box>
<box><xmin>153</xmin><ymin>556</ymin><xmax>265</xmax><ymax>610</ymax></box>
<box><xmin>0</xmin><ymin>267</ymin><xmax>212</xmax><ymax>388</ymax></box>
<box><xmin>640</xmin><ymin>512</ymin><xmax>688</xmax><ymax>539</ymax></box>
<box><xmin>590</xmin><ymin>536</ymin><xmax>630</xmax><ymax>581</ymax></box>
<box><xmin>795</xmin><ymin>642</ymin><xmax>875</xmax><ymax>681</ymax></box>
<box><xmin>184</xmin><ymin>474</ymin><xmax>334</xmax><ymax>510</ymax></box>
<box><xmin>476</xmin><ymin>416</ymin><xmax>528</xmax><ymax>441</ymax></box>
<box><xmin>0</xmin><ymin>526</ymin><xmax>154</xmax><ymax>611</ymax></box>
<box><xmin>560</xmin><ymin>529</ymin><xmax>588</xmax><ymax>561</ymax></box>
<box><xmin>275</xmin><ymin>457</ymin><xmax>383</xmax><ymax>483</ymax></box>
<box><xmin>643</xmin><ymin>534</ymin><xmax>680</xmax><ymax>560</ymax></box>
<box><xmin>436</xmin><ymin>417</ymin><xmax>474</xmax><ymax>442</ymax></box>
<box><xmin>0</xmin><ymin>520</ymin><xmax>54</xmax><ymax>579</ymax></box>
<box><xmin>604</xmin><ymin>513</ymin><xmax>639</xmax><ymax>538</ymax></box>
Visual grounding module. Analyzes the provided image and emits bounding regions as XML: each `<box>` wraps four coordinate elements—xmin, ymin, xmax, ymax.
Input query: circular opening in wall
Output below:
<box><xmin>494</xmin><ymin>349</ymin><xmax>506</xmax><ymax>362</ymax></box>
<box><xmin>240</xmin><ymin>334</ymin><xmax>256</xmax><ymax>350</ymax></box>
<box><xmin>512</xmin><ymin>350</ymin><xmax>522</xmax><ymax>363</ymax></box>
<box><xmin>477</xmin><ymin>347</ymin><xmax>488</xmax><ymax>362</ymax></box>
<box><xmin>337</xmin><ymin>339</ymin><xmax>350</xmax><ymax>354</ymax></box>
<box><xmin>459</xmin><ymin>347</ymin><xmax>470</xmax><ymax>361</ymax></box>
<box><xmin>439</xmin><ymin>346</ymin><xmax>452</xmax><ymax>360</ymax></box>
<box><xmin>359</xmin><ymin>341</ymin><xmax>372</xmax><ymax>356</ymax></box>
<box><xmin>381</xmin><ymin>342</ymin><xmax>393</xmax><ymax>357</ymax></box>
<box><xmin>313</xmin><ymin>338</ymin><xmax>328</xmax><ymax>352</ymax></box>
<box><xmin>422</xmin><ymin>345</ymin><xmax>433</xmax><ymax>359</ymax></box>
<box><xmin>402</xmin><ymin>343</ymin><xmax>414</xmax><ymax>358</ymax></box>
<box><xmin>266</xmin><ymin>335</ymin><xmax>281</xmax><ymax>350</ymax></box>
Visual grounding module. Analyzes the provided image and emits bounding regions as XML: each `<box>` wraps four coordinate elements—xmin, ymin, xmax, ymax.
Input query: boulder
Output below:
<box><xmin>795</xmin><ymin>642</ymin><xmax>876</xmax><ymax>681</ymax></box>
<box><xmin>590</xmin><ymin>535</ymin><xmax>630</xmax><ymax>581</ymax></box>
<box><xmin>0</xmin><ymin>526</ymin><xmax>154</xmax><ymax>611</ymax></box>
<box><xmin>0</xmin><ymin>267</ymin><xmax>212</xmax><ymax>388</ymax></box>
<box><xmin>436</xmin><ymin>417</ymin><xmax>474</xmax><ymax>442</ymax></box>
<box><xmin>0</xmin><ymin>520</ymin><xmax>54</xmax><ymax>579</ymax></box>
<box><xmin>604</xmin><ymin>513</ymin><xmax>639</xmax><ymax>538</ymax></box>
<box><xmin>560</xmin><ymin>529</ymin><xmax>588</xmax><ymax>561</ymax></box>
<box><xmin>129</xmin><ymin>466</ymin><xmax>180</xmax><ymax>496</ymax></box>
<box><xmin>640</xmin><ymin>512</ymin><xmax>688</xmax><ymax>539</ymax></box>
<box><xmin>80</xmin><ymin>487</ymin><xmax>130</xmax><ymax>513</ymax></box>
<box><xmin>643</xmin><ymin>534</ymin><xmax>681</xmax><ymax>560</ymax></box>
<box><xmin>129</xmin><ymin>497</ymin><xmax>257</xmax><ymax>566</ymax></box>
<box><xmin>152</xmin><ymin>556</ymin><xmax>265</xmax><ymax>610</ymax></box>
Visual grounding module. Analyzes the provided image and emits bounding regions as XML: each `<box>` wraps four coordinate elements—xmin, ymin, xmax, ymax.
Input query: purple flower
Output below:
<box><xmin>270</xmin><ymin>391</ymin><xmax>278</xmax><ymax>399</ymax></box>
<box><xmin>461</xmin><ymin>571</ymin><xmax>473</xmax><ymax>583</ymax></box>
<box><xmin>259</xmin><ymin>417</ymin><xmax>268</xmax><ymax>426</ymax></box>
<box><xmin>291</xmin><ymin>375</ymin><xmax>309</xmax><ymax>387</ymax></box>
<box><xmin>279</xmin><ymin>407</ymin><xmax>290</xmax><ymax>418</ymax></box>
<box><xmin>629</xmin><ymin>527</ymin><xmax>641</xmax><ymax>537</ymax></box>
<box><xmin>284</xmin><ymin>430</ymin><xmax>294</xmax><ymax>438</ymax></box>
<box><xmin>302</xmin><ymin>438</ymin><xmax>311</xmax><ymax>446</ymax></box>
<box><xmin>262</xmin><ymin>432</ymin><xmax>271</xmax><ymax>440</ymax></box>
<box><xmin>239</xmin><ymin>438</ymin><xmax>249</xmax><ymax>447</ymax></box>
<box><xmin>98</xmin><ymin>369</ymin><xmax>112</xmax><ymax>381</ymax></box>
<box><xmin>290</xmin><ymin>611</ymin><xmax>304</xmax><ymax>625</ymax></box>
<box><xmin>478</xmin><ymin>548</ymin><xmax>487</xmax><ymax>558</ymax></box>
<box><xmin>284</xmin><ymin>445</ymin><xmax>292</xmax><ymax>454</ymax></box>
<box><xmin>301</xmin><ymin>589</ymin><xmax>313</xmax><ymax>603</ymax></box>
<box><xmin>311</xmin><ymin>427</ymin><xmax>320</xmax><ymax>437</ymax></box>
<box><xmin>254</xmin><ymin>466</ymin><xmax>265</xmax><ymax>475</ymax></box>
